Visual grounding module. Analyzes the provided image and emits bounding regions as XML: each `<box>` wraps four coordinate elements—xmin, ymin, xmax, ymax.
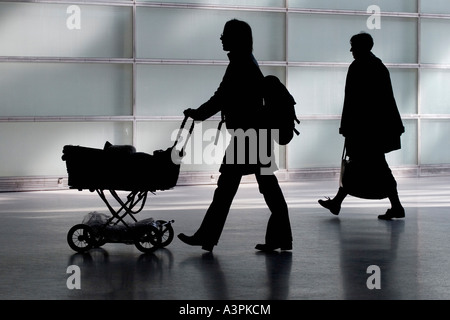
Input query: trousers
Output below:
<box><xmin>193</xmin><ymin>170</ymin><xmax>292</xmax><ymax>246</ymax></box>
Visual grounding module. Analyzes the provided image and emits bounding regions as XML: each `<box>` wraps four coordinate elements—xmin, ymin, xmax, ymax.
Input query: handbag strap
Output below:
<box><xmin>341</xmin><ymin>140</ymin><xmax>347</xmax><ymax>160</ymax></box>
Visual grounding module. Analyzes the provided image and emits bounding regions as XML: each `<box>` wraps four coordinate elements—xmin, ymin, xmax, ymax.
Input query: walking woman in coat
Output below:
<box><xmin>178</xmin><ymin>19</ymin><xmax>293</xmax><ymax>252</ymax></box>
<box><xmin>318</xmin><ymin>32</ymin><xmax>405</xmax><ymax>220</ymax></box>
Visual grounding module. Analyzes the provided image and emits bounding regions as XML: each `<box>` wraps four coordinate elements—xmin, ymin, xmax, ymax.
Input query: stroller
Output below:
<box><xmin>62</xmin><ymin>116</ymin><xmax>194</xmax><ymax>253</ymax></box>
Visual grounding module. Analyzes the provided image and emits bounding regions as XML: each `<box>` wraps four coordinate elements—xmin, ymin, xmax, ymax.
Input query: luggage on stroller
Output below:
<box><xmin>62</xmin><ymin>116</ymin><xmax>194</xmax><ymax>253</ymax></box>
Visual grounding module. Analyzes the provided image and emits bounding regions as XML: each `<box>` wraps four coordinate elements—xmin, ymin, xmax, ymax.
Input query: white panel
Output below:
<box><xmin>389</xmin><ymin>69</ymin><xmax>418</xmax><ymax>115</ymax></box>
<box><xmin>288</xmin><ymin>67</ymin><xmax>415</xmax><ymax>116</ymax></box>
<box><xmin>0</xmin><ymin>122</ymin><xmax>133</xmax><ymax>177</ymax></box>
<box><xmin>136</xmin><ymin>7</ymin><xmax>285</xmax><ymax>61</ymax></box>
<box><xmin>420</xmin><ymin>0</ymin><xmax>450</xmax><ymax>14</ymax></box>
<box><xmin>138</xmin><ymin>0</ymin><xmax>284</xmax><ymax>6</ymax></box>
<box><xmin>0</xmin><ymin>63</ymin><xmax>132</xmax><ymax>117</ymax></box>
<box><xmin>289</xmin><ymin>0</ymin><xmax>417</xmax><ymax>12</ymax></box>
<box><xmin>136</xmin><ymin>120</ymin><xmax>223</xmax><ymax>172</ymax></box>
<box><xmin>137</xmin><ymin>65</ymin><xmax>227</xmax><ymax>117</ymax></box>
<box><xmin>136</xmin><ymin>64</ymin><xmax>283</xmax><ymax>116</ymax></box>
<box><xmin>288</xmin><ymin>119</ymin><xmax>344</xmax><ymax>169</ymax></box>
<box><xmin>0</xmin><ymin>3</ymin><xmax>132</xmax><ymax>58</ymax></box>
<box><xmin>288</xmin><ymin>14</ymin><xmax>417</xmax><ymax>64</ymax></box>
<box><xmin>421</xmin><ymin>19</ymin><xmax>450</xmax><ymax>65</ymax></box>
<box><xmin>288</xmin><ymin>66</ymin><xmax>347</xmax><ymax>115</ymax></box>
<box><xmin>421</xmin><ymin>120</ymin><xmax>450</xmax><ymax>165</ymax></box>
<box><xmin>420</xmin><ymin>69</ymin><xmax>450</xmax><ymax>114</ymax></box>
<box><xmin>385</xmin><ymin>120</ymin><xmax>417</xmax><ymax>166</ymax></box>
<box><xmin>288</xmin><ymin>119</ymin><xmax>416</xmax><ymax>169</ymax></box>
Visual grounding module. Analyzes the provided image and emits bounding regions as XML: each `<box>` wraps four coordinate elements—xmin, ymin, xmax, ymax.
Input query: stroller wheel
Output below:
<box><xmin>67</xmin><ymin>224</ymin><xmax>94</xmax><ymax>253</ymax></box>
<box><xmin>134</xmin><ymin>225</ymin><xmax>162</xmax><ymax>253</ymax></box>
<box><xmin>156</xmin><ymin>220</ymin><xmax>174</xmax><ymax>247</ymax></box>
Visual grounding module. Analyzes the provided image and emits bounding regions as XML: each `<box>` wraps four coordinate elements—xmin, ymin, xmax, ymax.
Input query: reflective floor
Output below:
<box><xmin>1</xmin><ymin>175</ymin><xmax>450</xmax><ymax>300</ymax></box>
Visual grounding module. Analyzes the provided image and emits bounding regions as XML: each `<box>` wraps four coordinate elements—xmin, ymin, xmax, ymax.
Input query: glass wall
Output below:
<box><xmin>0</xmin><ymin>0</ymin><xmax>449</xmax><ymax>190</ymax></box>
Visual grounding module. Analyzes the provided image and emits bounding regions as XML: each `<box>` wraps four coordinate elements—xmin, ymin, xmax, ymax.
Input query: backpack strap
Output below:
<box><xmin>214</xmin><ymin>113</ymin><xmax>225</xmax><ymax>146</ymax></box>
<box><xmin>294</xmin><ymin>115</ymin><xmax>300</xmax><ymax>135</ymax></box>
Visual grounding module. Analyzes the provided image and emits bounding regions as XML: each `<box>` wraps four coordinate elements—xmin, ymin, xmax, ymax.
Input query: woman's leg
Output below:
<box><xmin>255</xmin><ymin>173</ymin><xmax>292</xmax><ymax>250</ymax></box>
<box><xmin>178</xmin><ymin>171</ymin><xmax>242</xmax><ymax>251</ymax></box>
<box><xmin>318</xmin><ymin>187</ymin><xmax>347</xmax><ymax>215</ymax></box>
<box><xmin>374</xmin><ymin>155</ymin><xmax>405</xmax><ymax>220</ymax></box>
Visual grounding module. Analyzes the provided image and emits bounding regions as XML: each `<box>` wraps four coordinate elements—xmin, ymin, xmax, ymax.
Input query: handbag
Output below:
<box><xmin>338</xmin><ymin>143</ymin><xmax>390</xmax><ymax>200</ymax></box>
<box><xmin>339</xmin><ymin>144</ymin><xmax>349</xmax><ymax>189</ymax></box>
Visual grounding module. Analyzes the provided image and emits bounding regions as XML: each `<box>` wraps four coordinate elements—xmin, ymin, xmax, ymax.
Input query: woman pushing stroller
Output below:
<box><xmin>177</xmin><ymin>19</ymin><xmax>293</xmax><ymax>253</ymax></box>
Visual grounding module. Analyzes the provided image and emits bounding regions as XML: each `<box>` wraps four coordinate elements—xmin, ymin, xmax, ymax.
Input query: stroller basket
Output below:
<box><xmin>62</xmin><ymin>144</ymin><xmax>180</xmax><ymax>192</ymax></box>
<box><xmin>62</xmin><ymin>116</ymin><xmax>193</xmax><ymax>192</ymax></box>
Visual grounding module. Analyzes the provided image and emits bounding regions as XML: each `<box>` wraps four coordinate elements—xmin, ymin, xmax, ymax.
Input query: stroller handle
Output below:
<box><xmin>173</xmin><ymin>114</ymin><xmax>195</xmax><ymax>156</ymax></box>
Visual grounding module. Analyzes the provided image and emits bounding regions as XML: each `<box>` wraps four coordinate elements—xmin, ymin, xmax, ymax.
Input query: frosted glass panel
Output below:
<box><xmin>421</xmin><ymin>120</ymin><xmax>450</xmax><ymax>165</ymax></box>
<box><xmin>288</xmin><ymin>120</ymin><xmax>343</xmax><ymax>169</ymax></box>
<box><xmin>136</xmin><ymin>121</ymin><xmax>182</xmax><ymax>153</ymax></box>
<box><xmin>288</xmin><ymin>14</ymin><xmax>417</xmax><ymax>64</ymax></box>
<box><xmin>421</xmin><ymin>19</ymin><xmax>450</xmax><ymax>65</ymax></box>
<box><xmin>136</xmin><ymin>64</ymin><xmax>283</xmax><ymax>116</ymax></box>
<box><xmin>289</xmin><ymin>0</ymin><xmax>417</xmax><ymax>12</ymax></box>
<box><xmin>287</xmin><ymin>67</ymin><xmax>415</xmax><ymax>115</ymax></box>
<box><xmin>0</xmin><ymin>122</ymin><xmax>133</xmax><ymax>177</ymax></box>
<box><xmin>137</xmin><ymin>65</ymin><xmax>226</xmax><ymax>117</ymax></box>
<box><xmin>420</xmin><ymin>1</ymin><xmax>450</xmax><ymax>14</ymax></box>
<box><xmin>389</xmin><ymin>69</ymin><xmax>418</xmax><ymax>115</ymax></box>
<box><xmin>0</xmin><ymin>63</ymin><xmax>133</xmax><ymax>117</ymax></box>
<box><xmin>136</xmin><ymin>8</ymin><xmax>285</xmax><ymax>61</ymax></box>
<box><xmin>138</xmin><ymin>0</ymin><xmax>284</xmax><ymax>6</ymax></box>
<box><xmin>288</xmin><ymin>119</ymin><xmax>415</xmax><ymax>169</ymax></box>
<box><xmin>385</xmin><ymin>120</ymin><xmax>417</xmax><ymax>166</ymax></box>
<box><xmin>0</xmin><ymin>3</ymin><xmax>132</xmax><ymax>58</ymax></box>
<box><xmin>136</xmin><ymin>120</ymin><xmax>224</xmax><ymax>172</ymax></box>
<box><xmin>288</xmin><ymin>66</ymin><xmax>347</xmax><ymax>115</ymax></box>
<box><xmin>420</xmin><ymin>69</ymin><xmax>450</xmax><ymax>114</ymax></box>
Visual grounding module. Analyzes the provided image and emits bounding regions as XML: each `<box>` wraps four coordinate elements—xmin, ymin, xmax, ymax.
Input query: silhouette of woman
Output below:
<box><xmin>178</xmin><ymin>19</ymin><xmax>293</xmax><ymax>252</ymax></box>
<box><xmin>318</xmin><ymin>32</ymin><xmax>405</xmax><ymax>220</ymax></box>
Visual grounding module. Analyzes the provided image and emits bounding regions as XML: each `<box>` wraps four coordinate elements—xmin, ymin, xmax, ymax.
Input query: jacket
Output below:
<box><xmin>192</xmin><ymin>52</ymin><xmax>275</xmax><ymax>175</ymax></box>
<box><xmin>340</xmin><ymin>53</ymin><xmax>405</xmax><ymax>156</ymax></box>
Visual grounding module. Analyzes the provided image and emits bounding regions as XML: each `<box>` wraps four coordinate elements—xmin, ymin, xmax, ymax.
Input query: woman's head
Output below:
<box><xmin>350</xmin><ymin>32</ymin><xmax>374</xmax><ymax>59</ymax></box>
<box><xmin>220</xmin><ymin>19</ymin><xmax>253</xmax><ymax>53</ymax></box>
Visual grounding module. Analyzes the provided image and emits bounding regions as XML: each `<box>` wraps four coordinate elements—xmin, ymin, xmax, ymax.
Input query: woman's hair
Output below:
<box><xmin>223</xmin><ymin>19</ymin><xmax>253</xmax><ymax>53</ymax></box>
<box><xmin>350</xmin><ymin>32</ymin><xmax>374</xmax><ymax>52</ymax></box>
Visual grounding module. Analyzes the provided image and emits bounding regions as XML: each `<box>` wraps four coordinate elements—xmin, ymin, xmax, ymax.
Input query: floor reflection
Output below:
<box><xmin>179</xmin><ymin>253</ymin><xmax>229</xmax><ymax>300</ymax></box>
<box><xmin>258</xmin><ymin>251</ymin><xmax>292</xmax><ymax>300</ymax></box>
<box><xmin>67</xmin><ymin>248</ymin><xmax>174</xmax><ymax>299</ymax></box>
<box><xmin>322</xmin><ymin>216</ymin><xmax>408</xmax><ymax>299</ymax></box>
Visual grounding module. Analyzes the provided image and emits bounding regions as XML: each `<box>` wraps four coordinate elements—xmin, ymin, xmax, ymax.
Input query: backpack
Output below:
<box><xmin>260</xmin><ymin>75</ymin><xmax>300</xmax><ymax>145</ymax></box>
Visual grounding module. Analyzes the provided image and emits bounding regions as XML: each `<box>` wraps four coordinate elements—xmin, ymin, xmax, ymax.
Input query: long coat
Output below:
<box><xmin>339</xmin><ymin>53</ymin><xmax>405</xmax><ymax>157</ymax></box>
<box><xmin>192</xmin><ymin>51</ymin><xmax>274</xmax><ymax>175</ymax></box>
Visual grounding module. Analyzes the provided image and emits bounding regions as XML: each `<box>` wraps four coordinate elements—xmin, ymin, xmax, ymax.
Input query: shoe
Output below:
<box><xmin>201</xmin><ymin>243</ymin><xmax>214</xmax><ymax>252</ymax></box>
<box><xmin>177</xmin><ymin>233</ymin><xmax>214</xmax><ymax>252</ymax></box>
<box><xmin>318</xmin><ymin>197</ymin><xmax>341</xmax><ymax>215</ymax></box>
<box><xmin>378</xmin><ymin>208</ymin><xmax>405</xmax><ymax>220</ymax></box>
<box><xmin>255</xmin><ymin>243</ymin><xmax>292</xmax><ymax>252</ymax></box>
